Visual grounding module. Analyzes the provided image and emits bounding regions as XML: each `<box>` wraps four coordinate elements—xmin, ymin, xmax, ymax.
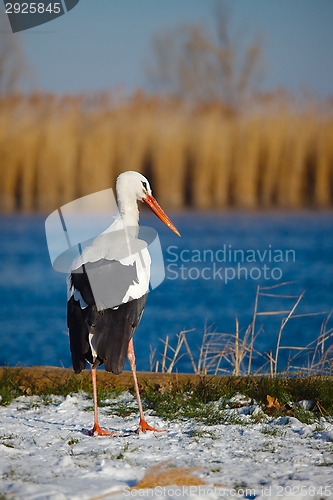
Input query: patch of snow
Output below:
<box><xmin>0</xmin><ymin>393</ymin><xmax>332</xmax><ymax>499</ymax></box>
<box><xmin>229</xmin><ymin>393</ymin><xmax>253</xmax><ymax>405</ymax></box>
<box><xmin>319</xmin><ymin>431</ymin><xmax>333</xmax><ymax>443</ymax></box>
<box><xmin>298</xmin><ymin>400</ymin><xmax>314</xmax><ymax>410</ymax></box>
<box><xmin>237</xmin><ymin>404</ymin><xmax>260</xmax><ymax>416</ymax></box>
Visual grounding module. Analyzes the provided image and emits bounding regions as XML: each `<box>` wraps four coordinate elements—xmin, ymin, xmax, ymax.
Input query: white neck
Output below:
<box><xmin>117</xmin><ymin>191</ymin><xmax>140</xmax><ymax>229</ymax></box>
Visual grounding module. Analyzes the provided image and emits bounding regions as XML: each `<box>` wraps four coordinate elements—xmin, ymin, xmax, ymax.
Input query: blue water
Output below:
<box><xmin>0</xmin><ymin>212</ymin><xmax>332</xmax><ymax>373</ymax></box>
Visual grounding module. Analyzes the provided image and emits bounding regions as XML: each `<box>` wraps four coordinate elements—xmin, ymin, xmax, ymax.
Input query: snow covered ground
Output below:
<box><xmin>1</xmin><ymin>391</ymin><xmax>333</xmax><ymax>500</ymax></box>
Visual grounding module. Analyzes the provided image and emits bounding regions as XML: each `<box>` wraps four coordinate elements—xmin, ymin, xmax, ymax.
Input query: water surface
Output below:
<box><xmin>1</xmin><ymin>211</ymin><xmax>332</xmax><ymax>373</ymax></box>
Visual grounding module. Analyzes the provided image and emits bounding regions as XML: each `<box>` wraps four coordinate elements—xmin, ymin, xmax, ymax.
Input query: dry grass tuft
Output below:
<box><xmin>134</xmin><ymin>461</ymin><xmax>205</xmax><ymax>489</ymax></box>
<box><xmin>89</xmin><ymin>461</ymin><xmax>206</xmax><ymax>500</ymax></box>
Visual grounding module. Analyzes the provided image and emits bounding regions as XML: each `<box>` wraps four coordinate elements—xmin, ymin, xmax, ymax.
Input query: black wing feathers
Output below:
<box><xmin>70</xmin><ymin>264</ymin><xmax>95</xmax><ymax>306</ymax></box>
<box><xmin>90</xmin><ymin>294</ymin><xmax>147</xmax><ymax>374</ymax></box>
<box><xmin>68</xmin><ymin>263</ymin><xmax>147</xmax><ymax>375</ymax></box>
<box><xmin>67</xmin><ymin>296</ymin><xmax>93</xmax><ymax>373</ymax></box>
<box><xmin>71</xmin><ymin>259</ymin><xmax>139</xmax><ymax>309</ymax></box>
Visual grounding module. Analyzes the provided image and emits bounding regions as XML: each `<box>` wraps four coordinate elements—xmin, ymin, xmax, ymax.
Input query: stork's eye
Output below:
<box><xmin>142</xmin><ymin>181</ymin><xmax>148</xmax><ymax>190</ymax></box>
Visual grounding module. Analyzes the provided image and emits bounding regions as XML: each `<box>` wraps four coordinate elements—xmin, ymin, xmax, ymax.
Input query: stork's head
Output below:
<box><xmin>116</xmin><ymin>171</ymin><xmax>180</xmax><ymax>237</ymax></box>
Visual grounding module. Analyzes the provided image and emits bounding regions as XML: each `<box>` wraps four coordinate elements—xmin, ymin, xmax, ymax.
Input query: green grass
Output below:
<box><xmin>242</xmin><ymin>376</ymin><xmax>333</xmax><ymax>409</ymax></box>
<box><xmin>260</xmin><ymin>426</ymin><xmax>281</xmax><ymax>437</ymax></box>
<box><xmin>0</xmin><ymin>368</ymin><xmax>24</xmax><ymax>405</ymax></box>
<box><xmin>1</xmin><ymin>368</ymin><xmax>333</xmax><ymax>424</ymax></box>
<box><xmin>140</xmin><ymin>380</ymin><xmax>233</xmax><ymax>424</ymax></box>
<box><xmin>67</xmin><ymin>437</ymin><xmax>80</xmax><ymax>446</ymax></box>
<box><xmin>0</xmin><ymin>367</ymin><xmax>95</xmax><ymax>406</ymax></box>
<box><xmin>116</xmin><ymin>442</ymin><xmax>130</xmax><ymax>460</ymax></box>
<box><xmin>96</xmin><ymin>387</ymin><xmax>124</xmax><ymax>401</ymax></box>
<box><xmin>0</xmin><ymin>367</ymin><xmax>127</xmax><ymax>407</ymax></box>
<box><xmin>140</xmin><ymin>376</ymin><xmax>333</xmax><ymax>424</ymax></box>
<box><xmin>140</xmin><ymin>380</ymin><xmax>236</xmax><ymax>423</ymax></box>
<box><xmin>84</xmin><ymin>388</ymin><xmax>137</xmax><ymax>416</ymax></box>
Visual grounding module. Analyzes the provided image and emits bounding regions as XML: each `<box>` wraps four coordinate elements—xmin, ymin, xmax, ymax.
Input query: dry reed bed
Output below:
<box><xmin>0</xmin><ymin>93</ymin><xmax>332</xmax><ymax>211</ymax></box>
<box><xmin>151</xmin><ymin>283</ymin><xmax>333</xmax><ymax>377</ymax></box>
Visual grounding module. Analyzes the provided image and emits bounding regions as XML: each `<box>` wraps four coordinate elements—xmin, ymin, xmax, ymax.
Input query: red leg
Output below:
<box><xmin>82</xmin><ymin>367</ymin><xmax>115</xmax><ymax>437</ymax></box>
<box><xmin>127</xmin><ymin>338</ymin><xmax>167</xmax><ymax>433</ymax></box>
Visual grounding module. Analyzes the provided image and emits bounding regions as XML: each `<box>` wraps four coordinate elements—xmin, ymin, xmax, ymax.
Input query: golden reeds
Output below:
<box><xmin>150</xmin><ymin>111</ymin><xmax>188</xmax><ymax>208</ymax></box>
<box><xmin>0</xmin><ymin>93</ymin><xmax>332</xmax><ymax>211</ymax></box>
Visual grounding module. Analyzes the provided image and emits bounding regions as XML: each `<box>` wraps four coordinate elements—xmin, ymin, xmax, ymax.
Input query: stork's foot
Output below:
<box><xmin>82</xmin><ymin>423</ymin><xmax>116</xmax><ymax>437</ymax></box>
<box><xmin>135</xmin><ymin>417</ymin><xmax>167</xmax><ymax>434</ymax></box>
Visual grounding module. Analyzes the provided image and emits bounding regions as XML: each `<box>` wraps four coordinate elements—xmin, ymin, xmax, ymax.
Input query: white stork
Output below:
<box><xmin>67</xmin><ymin>171</ymin><xmax>180</xmax><ymax>435</ymax></box>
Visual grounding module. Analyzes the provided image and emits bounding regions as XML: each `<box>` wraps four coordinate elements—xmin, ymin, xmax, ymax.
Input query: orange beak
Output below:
<box><xmin>142</xmin><ymin>194</ymin><xmax>181</xmax><ymax>237</ymax></box>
